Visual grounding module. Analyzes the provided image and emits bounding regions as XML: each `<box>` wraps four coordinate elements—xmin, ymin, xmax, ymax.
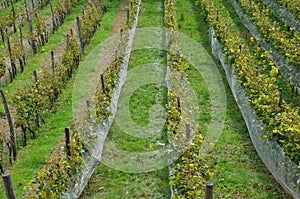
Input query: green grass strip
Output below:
<box><xmin>80</xmin><ymin>0</ymin><xmax>171</xmax><ymax>198</ymax></box>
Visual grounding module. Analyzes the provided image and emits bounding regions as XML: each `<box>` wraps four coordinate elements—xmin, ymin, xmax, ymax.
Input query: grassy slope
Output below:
<box><xmin>0</xmin><ymin>0</ymin><xmax>61</xmax><ymax>58</ymax></box>
<box><xmin>0</xmin><ymin>0</ymin><xmax>86</xmax><ymax>105</ymax></box>
<box><xmin>0</xmin><ymin>0</ymin><xmax>121</xmax><ymax>198</ymax></box>
<box><xmin>175</xmin><ymin>0</ymin><xmax>291</xmax><ymax>198</ymax></box>
<box><xmin>79</xmin><ymin>0</ymin><xmax>171</xmax><ymax>198</ymax></box>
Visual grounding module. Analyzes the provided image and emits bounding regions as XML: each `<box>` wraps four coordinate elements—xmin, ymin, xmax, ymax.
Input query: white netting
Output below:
<box><xmin>230</xmin><ymin>0</ymin><xmax>300</xmax><ymax>90</ymax></box>
<box><xmin>63</xmin><ymin>1</ymin><xmax>141</xmax><ymax>198</ymax></box>
<box><xmin>210</xmin><ymin>28</ymin><xmax>300</xmax><ymax>199</ymax></box>
<box><xmin>261</xmin><ymin>0</ymin><xmax>300</xmax><ymax>35</ymax></box>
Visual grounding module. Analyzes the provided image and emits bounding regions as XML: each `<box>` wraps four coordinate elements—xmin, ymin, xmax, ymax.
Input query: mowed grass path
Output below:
<box><xmin>80</xmin><ymin>0</ymin><xmax>172</xmax><ymax>198</ymax></box>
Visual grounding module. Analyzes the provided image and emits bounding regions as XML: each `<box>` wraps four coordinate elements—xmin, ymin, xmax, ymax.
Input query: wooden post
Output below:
<box><xmin>51</xmin><ymin>51</ymin><xmax>55</xmax><ymax>73</ymax></box>
<box><xmin>127</xmin><ymin>9</ymin><xmax>130</xmax><ymax>25</ymax></box>
<box><xmin>31</xmin><ymin>0</ymin><xmax>35</xmax><ymax>11</ymax></box>
<box><xmin>19</xmin><ymin>27</ymin><xmax>26</xmax><ymax>68</ymax></box>
<box><xmin>66</xmin><ymin>34</ymin><xmax>69</xmax><ymax>51</ymax></box>
<box><xmin>28</xmin><ymin>19</ymin><xmax>37</xmax><ymax>54</ymax></box>
<box><xmin>204</xmin><ymin>182</ymin><xmax>213</xmax><ymax>199</ymax></box>
<box><xmin>278</xmin><ymin>88</ymin><xmax>283</xmax><ymax>107</ymax></box>
<box><xmin>86</xmin><ymin>100</ymin><xmax>90</xmax><ymax>107</ymax></box>
<box><xmin>0</xmin><ymin>89</ymin><xmax>17</xmax><ymax>161</ymax></box>
<box><xmin>21</xmin><ymin>125</ymin><xmax>27</xmax><ymax>146</ymax></box>
<box><xmin>2</xmin><ymin>174</ymin><xmax>16</xmax><ymax>199</ymax></box>
<box><xmin>33</xmin><ymin>70</ymin><xmax>38</xmax><ymax>82</ymax></box>
<box><xmin>49</xmin><ymin>0</ymin><xmax>56</xmax><ymax>33</ymax></box>
<box><xmin>8</xmin><ymin>68</ymin><xmax>13</xmax><ymax>83</ymax></box>
<box><xmin>32</xmin><ymin>70</ymin><xmax>40</xmax><ymax>129</ymax></box>
<box><xmin>177</xmin><ymin>96</ymin><xmax>181</xmax><ymax>113</ymax></box>
<box><xmin>24</xmin><ymin>0</ymin><xmax>29</xmax><ymax>23</ymax></box>
<box><xmin>86</xmin><ymin>100</ymin><xmax>90</xmax><ymax>119</ymax></box>
<box><xmin>101</xmin><ymin>73</ymin><xmax>105</xmax><ymax>93</ymax></box>
<box><xmin>0</xmin><ymin>163</ymin><xmax>3</xmax><ymax>174</ymax></box>
<box><xmin>185</xmin><ymin>122</ymin><xmax>190</xmax><ymax>141</ymax></box>
<box><xmin>10</xmin><ymin>0</ymin><xmax>16</xmax><ymax>33</ymax></box>
<box><xmin>0</xmin><ymin>28</ymin><xmax>5</xmax><ymax>42</ymax></box>
<box><xmin>76</xmin><ymin>16</ymin><xmax>84</xmax><ymax>53</ymax></box>
<box><xmin>114</xmin><ymin>49</ymin><xmax>119</xmax><ymax>68</ymax></box>
<box><xmin>255</xmin><ymin>66</ymin><xmax>258</xmax><ymax>76</ymax></box>
<box><xmin>65</xmin><ymin>128</ymin><xmax>71</xmax><ymax>159</ymax></box>
<box><xmin>7</xmin><ymin>36</ymin><xmax>16</xmax><ymax>77</ymax></box>
<box><xmin>115</xmin><ymin>50</ymin><xmax>118</xmax><ymax>61</ymax></box>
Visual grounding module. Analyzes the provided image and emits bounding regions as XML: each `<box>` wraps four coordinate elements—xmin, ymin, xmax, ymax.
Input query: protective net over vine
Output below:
<box><xmin>260</xmin><ymin>0</ymin><xmax>300</xmax><ymax>35</ymax></box>
<box><xmin>210</xmin><ymin>28</ymin><xmax>300</xmax><ymax>199</ymax></box>
<box><xmin>64</xmin><ymin>1</ymin><xmax>141</xmax><ymax>198</ymax></box>
<box><xmin>230</xmin><ymin>0</ymin><xmax>300</xmax><ymax>90</ymax></box>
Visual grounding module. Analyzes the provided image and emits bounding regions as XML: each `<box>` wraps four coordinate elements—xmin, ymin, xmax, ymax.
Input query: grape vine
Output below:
<box><xmin>165</xmin><ymin>0</ymin><xmax>211</xmax><ymax>197</ymax></box>
<box><xmin>273</xmin><ymin>0</ymin><xmax>300</xmax><ymax>21</ymax></box>
<box><xmin>94</xmin><ymin>0</ymin><xmax>138</xmax><ymax>121</ymax></box>
<box><xmin>26</xmin><ymin>126</ymin><xmax>85</xmax><ymax>198</ymax></box>
<box><xmin>195</xmin><ymin>0</ymin><xmax>300</xmax><ymax>165</ymax></box>
<box><xmin>235</xmin><ymin>0</ymin><xmax>300</xmax><ymax>71</ymax></box>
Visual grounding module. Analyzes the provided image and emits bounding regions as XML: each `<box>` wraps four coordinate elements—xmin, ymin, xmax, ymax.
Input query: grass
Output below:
<box><xmin>80</xmin><ymin>164</ymin><xmax>170</xmax><ymax>199</ymax></box>
<box><xmin>80</xmin><ymin>49</ymin><xmax>171</xmax><ymax>198</ymax></box>
<box><xmin>209</xmin><ymin>97</ymin><xmax>291</xmax><ymax>198</ymax></box>
<box><xmin>0</xmin><ymin>81</ymin><xmax>74</xmax><ymax>198</ymax></box>
<box><xmin>0</xmin><ymin>0</ymin><xmax>121</xmax><ymax>198</ymax></box>
<box><xmin>175</xmin><ymin>0</ymin><xmax>292</xmax><ymax>198</ymax></box>
<box><xmin>0</xmin><ymin>0</ymin><xmax>29</xmax><ymax>18</ymax></box>
<box><xmin>80</xmin><ymin>0</ymin><xmax>171</xmax><ymax>198</ymax></box>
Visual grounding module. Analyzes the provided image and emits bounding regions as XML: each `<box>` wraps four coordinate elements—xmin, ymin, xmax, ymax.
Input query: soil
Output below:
<box><xmin>110</xmin><ymin>0</ymin><xmax>129</xmax><ymax>36</ymax></box>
